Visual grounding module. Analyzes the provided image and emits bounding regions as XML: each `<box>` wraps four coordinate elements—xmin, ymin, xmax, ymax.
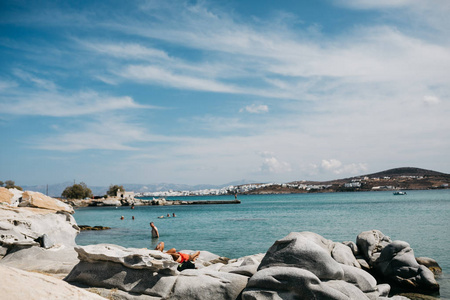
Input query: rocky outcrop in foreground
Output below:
<box><xmin>0</xmin><ymin>188</ymin><xmax>79</xmax><ymax>274</ymax></box>
<box><xmin>64</xmin><ymin>231</ymin><xmax>441</xmax><ymax>300</ymax></box>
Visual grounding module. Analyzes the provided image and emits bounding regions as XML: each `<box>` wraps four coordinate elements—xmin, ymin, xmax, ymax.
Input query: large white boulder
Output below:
<box><xmin>258</xmin><ymin>232</ymin><xmax>345</xmax><ymax>280</ymax></box>
<box><xmin>0</xmin><ymin>245</ymin><xmax>79</xmax><ymax>275</ymax></box>
<box><xmin>375</xmin><ymin>240</ymin><xmax>439</xmax><ymax>291</ymax></box>
<box><xmin>0</xmin><ymin>205</ymin><xmax>80</xmax><ymax>274</ymax></box>
<box><xmin>244</xmin><ymin>266</ymin><xmax>350</xmax><ymax>300</ymax></box>
<box><xmin>0</xmin><ymin>205</ymin><xmax>78</xmax><ymax>248</ymax></box>
<box><xmin>74</xmin><ymin>244</ymin><xmax>178</xmax><ymax>271</ymax></box>
<box><xmin>65</xmin><ymin>244</ymin><xmax>248</xmax><ymax>299</ymax></box>
<box><xmin>243</xmin><ymin>232</ymin><xmax>410</xmax><ymax>300</ymax></box>
<box><xmin>20</xmin><ymin>191</ymin><xmax>74</xmax><ymax>213</ymax></box>
<box><xmin>356</xmin><ymin>230</ymin><xmax>392</xmax><ymax>264</ymax></box>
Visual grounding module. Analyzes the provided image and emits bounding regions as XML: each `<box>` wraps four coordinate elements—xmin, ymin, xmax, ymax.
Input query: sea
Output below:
<box><xmin>74</xmin><ymin>190</ymin><xmax>450</xmax><ymax>299</ymax></box>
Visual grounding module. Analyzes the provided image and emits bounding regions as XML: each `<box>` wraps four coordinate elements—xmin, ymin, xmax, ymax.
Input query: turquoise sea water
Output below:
<box><xmin>74</xmin><ymin>190</ymin><xmax>450</xmax><ymax>298</ymax></box>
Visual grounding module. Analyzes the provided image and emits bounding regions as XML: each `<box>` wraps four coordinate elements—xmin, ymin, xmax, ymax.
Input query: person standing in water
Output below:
<box><xmin>150</xmin><ymin>222</ymin><xmax>159</xmax><ymax>238</ymax></box>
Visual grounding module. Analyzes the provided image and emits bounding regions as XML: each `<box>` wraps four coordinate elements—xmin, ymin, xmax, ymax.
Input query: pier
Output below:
<box><xmin>168</xmin><ymin>199</ymin><xmax>241</xmax><ymax>205</ymax></box>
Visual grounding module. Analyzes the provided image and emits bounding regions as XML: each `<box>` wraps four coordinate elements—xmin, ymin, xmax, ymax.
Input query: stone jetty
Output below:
<box><xmin>67</xmin><ymin>197</ymin><xmax>241</xmax><ymax>207</ymax></box>
<box><xmin>0</xmin><ymin>187</ymin><xmax>443</xmax><ymax>299</ymax></box>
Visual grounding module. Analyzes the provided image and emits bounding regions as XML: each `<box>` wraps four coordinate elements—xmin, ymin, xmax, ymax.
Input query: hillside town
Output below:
<box><xmin>136</xmin><ymin>168</ymin><xmax>450</xmax><ymax>197</ymax></box>
<box><xmin>136</xmin><ymin>171</ymin><xmax>449</xmax><ymax>197</ymax></box>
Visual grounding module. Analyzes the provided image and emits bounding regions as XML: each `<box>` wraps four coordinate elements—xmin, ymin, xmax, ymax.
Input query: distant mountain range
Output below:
<box><xmin>20</xmin><ymin>167</ymin><xmax>448</xmax><ymax>197</ymax></box>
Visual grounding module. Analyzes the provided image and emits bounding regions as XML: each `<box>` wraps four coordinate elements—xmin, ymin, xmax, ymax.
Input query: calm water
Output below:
<box><xmin>74</xmin><ymin>190</ymin><xmax>450</xmax><ymax>298</ymax></box>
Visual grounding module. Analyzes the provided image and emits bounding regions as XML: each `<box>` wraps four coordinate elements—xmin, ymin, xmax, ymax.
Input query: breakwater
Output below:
<box><xmin>165</xmin><ymin>199</ymin><xmax>241</xmax><ymax>205</ymax></box>
<box><xmin>68</xmin><ymin>198</ymin><xmax>241</xmax><ymax>207</ymax></box>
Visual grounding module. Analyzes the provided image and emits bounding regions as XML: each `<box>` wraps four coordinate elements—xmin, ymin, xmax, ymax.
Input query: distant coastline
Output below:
<box><xmin>22</xmin><ymin>167</ymin><xmax>450</xmax><ymax>198</ymax></box>
<box><xmin>136</xmin><ymin>167</ymin><xmax>449</xmax><ymax>197</ymax></box>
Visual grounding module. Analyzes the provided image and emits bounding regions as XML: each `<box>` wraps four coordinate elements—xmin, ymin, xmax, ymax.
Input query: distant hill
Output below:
<box><xmin>361</xmin><ymin>167</ymin><xmax>448</xmax><ymax>178</ymax></box>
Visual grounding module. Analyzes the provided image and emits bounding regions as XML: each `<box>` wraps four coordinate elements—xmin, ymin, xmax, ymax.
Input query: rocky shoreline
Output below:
<box><xmin>0</xmin><ymin>187</ymin><xmax>443</xmax><ymax>299</ymax></box>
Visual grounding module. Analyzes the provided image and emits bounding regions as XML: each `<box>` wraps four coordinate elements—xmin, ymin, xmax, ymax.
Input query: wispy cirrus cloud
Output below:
<box><xmin>120</xmin><ymin>65</ymin><xmax>239</xmax><ymax>93</ymax></box>
<box><xmin>1</xmin><ymin>90</ymin><xmax>151</xmax><ymax>117</ymax></box>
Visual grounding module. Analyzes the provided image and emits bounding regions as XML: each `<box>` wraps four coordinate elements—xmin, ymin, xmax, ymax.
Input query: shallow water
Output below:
<box><xmin>74</xmin><ymin>190</ymin><xmax>450</xmax><ymax>298</ymax></box>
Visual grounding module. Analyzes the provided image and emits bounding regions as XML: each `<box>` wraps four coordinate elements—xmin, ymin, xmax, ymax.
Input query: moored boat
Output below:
<box><xmin>393</xmin><ymin>191</ymin><xmax>407</xmax><ymax>195</ymax></box>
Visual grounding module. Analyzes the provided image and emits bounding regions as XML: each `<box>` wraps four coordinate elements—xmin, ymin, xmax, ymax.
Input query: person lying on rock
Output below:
<box><xmin>155</xmin><ymin>242</ymin><xmax>200</xmax><ymax>271</ymax></box>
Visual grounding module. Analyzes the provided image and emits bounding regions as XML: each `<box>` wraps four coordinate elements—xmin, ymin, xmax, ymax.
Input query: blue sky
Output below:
<box><xmin>1</xmin><ymin>0</ymin><xmax>449</xmax><ymax>186</ymax></box>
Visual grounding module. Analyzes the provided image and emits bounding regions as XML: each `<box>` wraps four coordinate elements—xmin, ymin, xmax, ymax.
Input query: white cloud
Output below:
<box><xmin>13</xmin><ymin>69</ymin><xmax>57</xmax><ymax>91</ymax></box>
<box><xmin>259</xmin><ymin>151</ymin><xmax>292</xmax><ymax>174</ymax></box>
<box><xmin>321</xmin><ymin>159</ymin><xmax>368</xmax><ymax>175</ymax></box>
<box><xmin>120</xmin><ymin>65</ymin><xmax>239</xmax><ymax>93</ymax></box>
<box><xmin>423</xmin><ymin>95</ymin><xmax>441</xmax><ymax>105</ymax></box>
<box><xmin>81</xmin><ymin>41</ymin><xmax>170</xmax><ymax>61</ymax></box>
<box><xmin>34</xmin><ymin>117</ymin><xmax>149</xmax><ymax>151</ymax></box>
<box><xmin>240</xmin><ymin>104</ymin><xmax>269</xmax><ymax>114</ymax></box>
<box><xmin>321</xmin><ymin>159</ymin><xmax>342</xmax><ymax>171</ymax></box>
<box><xmin>334</xmin><ymin>0</ymin><xmax>413</xmax><ymax>10</ymax></box>
<box><xmin>1</xmin><ymin>90</ymin><xmax>152</xmax><ymax>117</ymax></box>
<box><xmin>104</xmin><ymin>4</ymin><xmax>450</xmax><ymax>103</ymax></box>
<box><xmin>0</xmin><ymin>79</ymin><xmax>18</xmax><ymax>91</ymax></box>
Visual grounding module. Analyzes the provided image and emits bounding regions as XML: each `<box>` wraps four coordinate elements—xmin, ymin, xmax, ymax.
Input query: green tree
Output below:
<box><xmin>61</xmin><ymin>182</ymin><xmax>93</xmax><ymax>199</ymax></box>
<box><xmin>107</xmin><ymin>184</ymin><xmax>124</xmax><ymax>197</ymax></box>
<box><xmin>5</xmin><ymin>180</ymin><xmax>15</xmax><ymax>188</ymax></box>
<box><xmin>2</xmin><ymin>180</ymin><xmax>22</xmax><ymax>190</ymax></box>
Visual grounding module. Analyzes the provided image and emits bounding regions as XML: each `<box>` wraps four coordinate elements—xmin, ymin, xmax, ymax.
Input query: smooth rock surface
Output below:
<box><xmin>324</xmin><ymin>280</ymin><xmax>371</xmax><ymax>299</ymax></box>
<box><xmin>244</xmin><ymin>266</ymin><xmax>349</xmax><ymax>300</ymax></box>
<box><xmin>0</xmin><ymin>245</ymin><xmax>79</xmax><ymax>275</ymax></box>
<box><xmin>340</xmin><ymin>264</ymin><xmax>377</xmax><ymax>292</ymax></box>
<box><xmin>258</xmin><ymin>232</ymin><xmax>344</xmax><ymax>280</ymax></box>
<box><xmin>416</xmin><ymin>257</ymin><xmax>442</xmax><ymax>275</ymax></box>
<box><xmin>357</xmin><ymin>230</ymin><xmax>392</xmax><ymax>264</ymax></box>
<box><xmin>75</xmin><ymin>244</ymin><xmax>178</xmax><ymax>272</ymax></box>
<box><xmin>169</xmin><ymin>269</ymin><xmax>248</xmax><ymax>300</ymax></box>
<box><xmin>66</xmin><ymin>260</ymin><xmax>178</xmax><ymax>298</ymax></box>
<box><xmin>0</xmin><ymin>265</ymin><xmax>106</xmax><ymax>300</ymax></box>
<box><xmin>332</xmin><ymin>242</ymin><xmax>361</xmax><ymax>268</ymax></box>
<box><xmin>0</xmin><ymin>187</ymin><xmax>14</xmax><ymax>205</ymax></box>
<box><xmin>0</xmin><ymin>205</ymin><xmax>79</xmax><ymax>249</ymax></box>
<box><xmin>20</xmin><ymin>191</ymin><xmax>74</xmax><ymax>213</ymax></box>
<box><xmin>375</xmin><ymin>241</ymin><xmax>439</xmax><ymax>291</ymax></box>
<box><xmin>219</xmin><ymin>253</ymin><xmax>264</xmax><ymax>277</ymax></box>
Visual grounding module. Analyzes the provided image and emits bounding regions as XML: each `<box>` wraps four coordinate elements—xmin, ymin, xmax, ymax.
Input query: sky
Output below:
<box><xmin>1</xmin><ymin>0</ymin><xmax>449</xmax><ymax>187</ymax></box>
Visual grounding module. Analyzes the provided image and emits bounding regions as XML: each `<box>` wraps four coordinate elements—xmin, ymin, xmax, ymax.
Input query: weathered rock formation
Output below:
<box><xmin>242</xmin><ymin>232</ymin><xmax>387</xmax><ymax>299</ymax></box>
<box><xmin>65</xmin><ymin>244</ymin><xmax>250</xmax><ymax>299</ymax></box>
<box><xmin>63</xmin><ymin>230</ymin><xmax>440</xmax><ymax>300</ymax></box>
<box><xmin>0</xmin><ymin>188</ymin><xmax>80</xmax><ymax>275</ymax></box>
<box><xmin>357</xmin><ymin>230</ymin><xmax>440</xmax><ymax>292</ymax></box>
<box><xmin>0</xmin><ymin>187</ymin><xmax>73</xmax><ymax>213</ymax></box>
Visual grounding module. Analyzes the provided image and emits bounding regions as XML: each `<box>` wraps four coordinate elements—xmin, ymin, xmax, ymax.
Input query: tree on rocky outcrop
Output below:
<box><xmin>107</xmin><ymin>185</ymin><xmax>124</xmax><ymax>197</ymax></box>
<box><xmin>61</xmin><ymin>182</ymin><xmax>93</xmax><ymax>199</ymax></box>
<box><xmin>2</xmin><ymin>180</ymin><xmax>22</xmax><ymax>190</ymax></box>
